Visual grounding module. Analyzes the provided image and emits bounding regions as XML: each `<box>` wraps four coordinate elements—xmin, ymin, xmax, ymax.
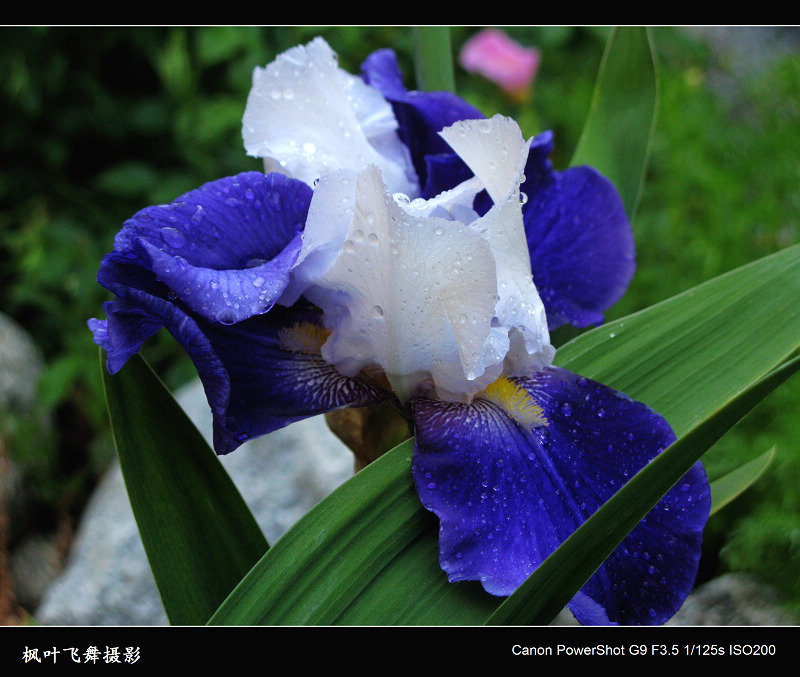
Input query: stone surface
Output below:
<box><xmin>668</xmin><ymin>573</ymin><xmax>798</xmax><ymax>626</ymax></box>
<box><xmin>0</xmin><ymin>312</ymin><xmax>44</xmax><ymax>421</ymax></box>
<box><xmin>10</xmin><ymin>535</ymin><xmax>65</xmax><ymax>614</ymax></box>
<box><xmin>0</xmin><ymin>310</ymin><xmax>57</xmax><ymax>622</ymax></box>
<box><xmin>35</xmin><ymin>378</ymin><xmax>354</xmax><ymax>625</ymax></box>
<box><xmin>0</xmin><ymin>311</ymin><xmax>53</xmax><ymax>544</ymax></box>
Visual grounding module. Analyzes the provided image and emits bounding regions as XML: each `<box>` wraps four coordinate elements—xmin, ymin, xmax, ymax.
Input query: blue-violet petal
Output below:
<box><xmin>411</xmin><ymin>366</ymin><xmax>709</xmax><ymax>625</ymax></box>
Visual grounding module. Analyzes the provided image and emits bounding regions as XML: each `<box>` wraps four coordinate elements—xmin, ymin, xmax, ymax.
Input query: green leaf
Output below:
<box><xmin>571</xmin><ymin>26</ymin><xmax>658</xmax><ymax>219</ymax></box>
<box><xmin>209</xmin><ymin>437</ymin><xmax>499</xmax><ymax>625</ymax></box>
<box><xmin>209</xmin><ymin>244</ymin><xmax>800</xmax><ymax>625</ymax></box>
<box><xmin>102</xmin><ymin>351</ymin><xmax>268</xmax><ymax>625</ymax></box>
<box><xmin>555</xmin><ymin>244</ymin><xmax>800</xmax><ymax>438</ymax></box>
<box><xmin>413</xmin><ymin>26</ymin><xmax>455</xmax><ymax>93</ymax></box>
<box><xmin>709</xmin><ymin>447</ymin><xmax>775</xmax><ymax>515</ymax></box>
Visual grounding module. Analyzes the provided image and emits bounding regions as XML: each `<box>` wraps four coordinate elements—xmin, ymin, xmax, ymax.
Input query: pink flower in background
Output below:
<box><xmin>459</xmin><ymin>28</ymin><xmax>540</xmax><ymax>98</ymax></box>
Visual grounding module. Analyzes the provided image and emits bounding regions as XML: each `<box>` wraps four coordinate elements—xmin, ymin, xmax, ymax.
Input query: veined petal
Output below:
<box><xmin>243</xmin><ymin>37</ymin><xmax>418</xmax><ymax>196</ymax></box>
<box><xmin>198</xmin><ymin>305</ymin><xmax>387</xmax><ymax>454</ymax></box>
<box><xmin>91</xmin><ymin>281</ymin><xmax>385</xmax><ymax>455</ymax></box>
<box><xmin>110</xmin><ymin>171</ymin><xmax>310</xmax><ymax>325</ymax></box>
<box><xmin>411</xmin><ymin>366</ymin><xmax>709</xmax><ymax>625</ymax></box>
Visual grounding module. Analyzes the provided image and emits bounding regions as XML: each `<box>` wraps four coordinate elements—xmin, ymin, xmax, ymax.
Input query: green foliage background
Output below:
<box><xmin>1</xmin><ymin>26</ymin><xmax>799</xmax><ymax>616</ymax></box>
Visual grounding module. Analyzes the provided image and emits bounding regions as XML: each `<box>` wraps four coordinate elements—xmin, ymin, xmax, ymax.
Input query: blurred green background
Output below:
<box><xmin>1</xmin><ymin>26</ymin><xmax>799</xmax><ymax>618</ymax></box>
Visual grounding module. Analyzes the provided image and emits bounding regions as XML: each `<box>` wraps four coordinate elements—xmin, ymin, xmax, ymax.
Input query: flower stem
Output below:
<box><xmin>413</xmin><ymin>26</ymin><xmax>455</xmax><ymax>93</ymax></box>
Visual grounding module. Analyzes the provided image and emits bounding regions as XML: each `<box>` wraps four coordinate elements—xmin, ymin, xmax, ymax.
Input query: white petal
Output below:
<box><xmin>242</xmin><ymin>37</ymin><xmax>418</xmax><ymax>196</ymax></box>
<box><xmin>301</xmin><ymin>165</ymin><xmax>501</xmax><ymax>402</ymax></box>
<box><xmin>439</xmin><ymin>114</ymin><xmax>530</xmax><ymax>205</ymax></box>
<box><xmin>279</xmin><ymin>169</ymin><xmax>358</xmax><ymax>306</ymax></box>
<box><xmin>440</xmin><ymin>115</ymin><xmax>553</xmax><ymax>371</ymax></box>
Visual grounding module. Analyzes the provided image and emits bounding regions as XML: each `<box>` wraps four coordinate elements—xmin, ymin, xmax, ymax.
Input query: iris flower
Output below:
<box><xmin>90</xmin><ymin>38</ymin><xmax>709</xmax><ymax>625</ymax></box>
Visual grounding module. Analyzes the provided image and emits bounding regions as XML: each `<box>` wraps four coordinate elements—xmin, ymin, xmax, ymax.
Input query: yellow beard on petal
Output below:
<box><xmin>278</xmin><ymin>322</ymin><xmax>331</xmax><ymax>355</ymax></box>
<box><xmin>480</xmin><ymin>377</ymin><xmax>548</xmax><ymax>429</ymax></box>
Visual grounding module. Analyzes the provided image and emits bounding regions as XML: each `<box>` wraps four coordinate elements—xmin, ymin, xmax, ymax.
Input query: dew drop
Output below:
<box><xmin>161</xmin><ymin>226</ymin><xmax>186</xmax><ymax>248</ymax></box>
<box><xmin>372</xmin><ymin>305</ymin><xmax>384</xmax><ymax>319</ymax></box>
<box><xmin>217</xmin><ymin>309</ymin><xmax>238</xmax><ymax>325</ymax></box>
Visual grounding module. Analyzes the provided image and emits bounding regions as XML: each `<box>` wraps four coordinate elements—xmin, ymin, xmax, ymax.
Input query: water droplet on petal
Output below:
<box><xmin>217</xmin><ymin>309</ymin><xmax>238</xmax><ymax>325</ymax></box>
<box><xmin>161</xmin><ymin>226</ymin><xmax>186</xmax><ymax>248</ymax></box>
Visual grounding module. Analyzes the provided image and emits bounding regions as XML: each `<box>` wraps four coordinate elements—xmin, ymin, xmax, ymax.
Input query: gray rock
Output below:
<box><xmin>0</xmin><ymin>312</ymin><xmax>53</xmax><ymax>543</ymax></box>
<box><xmin>35</xmin><ymin>378</ymin><xmax>354</xmax><ymax>625</ymax></box>
<box><xmin>668</xmin><ymin>573</ymin><xmax>798</xmax><ymax>626</ymax></box>
<box><xmin>10</xmin><ymin>535</ymin><xmax>67</xmax><ymax>615</ymax></box>
<box><xmin>0</xmin><ymin>311</ymin><xmax>44</xmax><ymax>419</ymax></box>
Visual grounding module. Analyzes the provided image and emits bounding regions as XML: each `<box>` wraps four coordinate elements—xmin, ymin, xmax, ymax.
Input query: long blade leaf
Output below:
<box><xmin>209</xmin><ymin>244</ymin><xmax>800</xmax><ymax>625</ymax></box>
<box><xmin>571</xmin><ymin>26</ymin><xmax>658</xmax><ymax>219</ymax></box>
<box><xmin>710</xmin><ymin>447</ymin><xmax>775</xmax><ymax>515</ymax></box>
<box><xmin>103</xmin><ymin>351</ymin><xmax>268</xmax><ymax>625</ymax></box>
<box><xmin>209</xmin><ymin>437</ymin><xmax>499</xmax><ymax>625</ymax></box>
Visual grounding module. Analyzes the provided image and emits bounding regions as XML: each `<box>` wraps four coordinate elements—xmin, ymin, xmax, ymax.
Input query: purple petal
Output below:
<box><xmin>197</xmin><ymin>305</ymin><xmax>387</xmax><ymax>453</ymax></box>
<box><xmin>361</xmin><ymin>48</ymin><xmax>484</xmax><ymax>194</ymax></box>
<box><xmin>111</xmin><ymin>171</ymin><xmax>311</xmax><ymax>324</ymax></box>
<box><xmin>419</xmin><ymin>152</ymin><xmax>476</xmax><ymax>201</ymax></box>
<box><xmin>89</xmin><ymin>300</ymin><xmax>164</xmax><ymax>374</ymax></box>
<box><xmin>521</xmin><ymin>133</ymin><xmax>635</xmax><ymax>329</ymax></box>
<box><xmin>91</xmin><ymin>284</ymin><xmax>386</xmax><ymax>455</ymax></box>
<box><xmin>411</xmin><ymin>366</ymin><xmax>709</xmax><ymax>625</ymax></box>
